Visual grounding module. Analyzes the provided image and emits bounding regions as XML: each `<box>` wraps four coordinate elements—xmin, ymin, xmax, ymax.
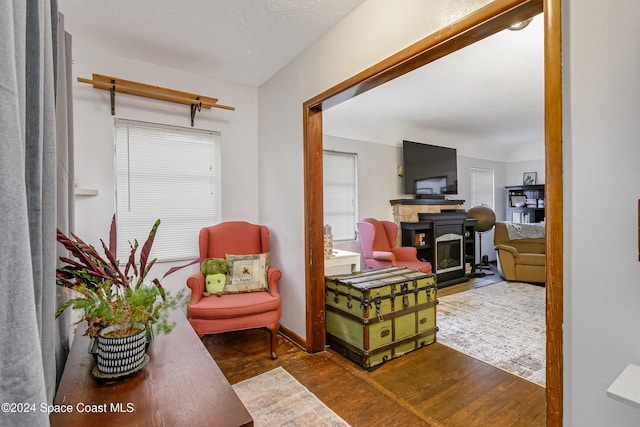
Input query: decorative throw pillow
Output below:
<box><xmin>225</xmin><ymin>253</ymin><xmax>269</xmax><ymax>293</ymax></box>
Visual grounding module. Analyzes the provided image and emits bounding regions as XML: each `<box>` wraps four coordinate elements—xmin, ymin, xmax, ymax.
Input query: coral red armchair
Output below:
<box><xmin>186</xmin><ymin>221</ymin><xmax>282</xmax><ymax>359</ymax></box>
<box><xmin>357</xmin><ymin>218</ymin><xmax>432</xmax><ymax>273</ymax></box>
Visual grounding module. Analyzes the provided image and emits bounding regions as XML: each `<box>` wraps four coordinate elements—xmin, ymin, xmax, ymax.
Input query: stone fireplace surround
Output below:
<box><xmin>390</xmin><ymin>198</ymin><xmax>465</xmax><ymax>225</ymax></box>
<box><xmin>390</xmin><ymin>198</ymin><xmax>466</xmax><ymax>249</ymax></box>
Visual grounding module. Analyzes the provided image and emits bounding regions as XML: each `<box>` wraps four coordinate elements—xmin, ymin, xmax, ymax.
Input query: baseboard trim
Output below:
<box><xmin>278</xmin><ymin>324</ymin><xmax>307</xmax><ymax>351</ymax></box>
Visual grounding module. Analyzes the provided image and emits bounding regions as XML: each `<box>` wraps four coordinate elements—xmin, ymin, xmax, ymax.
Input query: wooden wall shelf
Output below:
<box><xmin>78</xmin><ymin>73</ymin><xmax>235</xmax><ymax>126</ymax></box>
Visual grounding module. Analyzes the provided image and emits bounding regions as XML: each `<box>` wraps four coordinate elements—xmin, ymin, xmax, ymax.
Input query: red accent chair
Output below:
<box><xmin>186</xmin><ymin>221</ymin><xmax>282</xmax><ymax>359</ymax></box>
<box><xmin>357</xmin><ymin>218</ymin><xmax>432</xmax><ymax>273</ymax></box>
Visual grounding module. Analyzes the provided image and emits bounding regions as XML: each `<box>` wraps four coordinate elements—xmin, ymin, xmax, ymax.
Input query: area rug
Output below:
<box><xmin>232</xmin><ymin>367</ymin><xmax>350</xmax><ymax>426</ymax></box>
<box><xmin>437</xmin><ymin>281</ymin><xmax>546</xmax><ymax>386</ymax></box>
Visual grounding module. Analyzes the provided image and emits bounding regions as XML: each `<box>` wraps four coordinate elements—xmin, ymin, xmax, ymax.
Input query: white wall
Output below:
<box><xmin>565</xmin><ymin>1</ymin><xmax>640</xmax><ymax>425</ymax></box>
<box><xmin>506</xmin><ymin>159</ymin><xmax>545</xmax><ymax>186</ymax></box>
<box><xmin>257</xmin><ymin>0</ymin><xmax>497</xmax><ymax>336</ymax></box>
<box><xmin>324</xmin><ymin>135</ymin><xmax>512</xmax><ymax>264</ymax></box>
<box><xmin>259</xmin><ymin>0</ymin><xmax>640</xmax><ymax>424</ymax></box>
<box><xmin>63</xmin><ymin>1</ymin><xmax>640</xmax><ymax>423</ymax></box>
<box><xmin>62</xmin><ymin>0</ymin><xmax>640</xmax><ymax>423</ymax></box>
<box><xmin>70</xmin><ymin>44</ymin><xmax>261</xmax><ymax>293</ymax></box>
<box><xmin>324</xmin><ymin>135</ymin><xmax>404</xmax><ymax>222</ymax></box>
<box><xmin>457</xmin><ymin>155</ymin><xmax>508</xmax><ymax>262</ymax></box>
<box><xmin>258</xmin><ymin>0</ymin><xmax>493</xmax><ymax>339</ymax></box>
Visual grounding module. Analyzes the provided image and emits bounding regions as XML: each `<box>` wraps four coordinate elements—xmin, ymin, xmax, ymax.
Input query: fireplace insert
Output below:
<box><xmin>435</xmin><ymin>232</ymin><xmax>464</xmax><ymax>274</ymax></box>
<box><xmin>400</xmin><ymin>210</ymin><xmax>476</xmax><ymax>287</ymax></box>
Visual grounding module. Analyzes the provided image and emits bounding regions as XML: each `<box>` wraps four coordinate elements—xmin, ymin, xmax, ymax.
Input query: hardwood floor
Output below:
<box><xmin>203</xmin><ymin>272</ymin><xmax>545</xmax><ymax>427</ymax></box>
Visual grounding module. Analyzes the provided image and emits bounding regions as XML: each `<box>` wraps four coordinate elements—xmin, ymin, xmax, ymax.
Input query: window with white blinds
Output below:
<box><xmin>323</xmin><ymin>150</ymin><xmax>358</xmax><ymax>241</ymax></box>
<box><xmin>470</xmin><ymin>167</ymin><xmax>495</xmax><ymax>208</ymax></box>
<box><xmin>114</xmin><ymin>119</ymin><xmax>221</xmax><ymax>261</ymax></box>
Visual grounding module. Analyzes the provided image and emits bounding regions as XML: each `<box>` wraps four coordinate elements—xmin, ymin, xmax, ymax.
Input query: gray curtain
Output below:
<box><xmin>0</xmin><ymin>1</ymin><xmax>73</xmax><ymax>425</ymax></box>
<box><xmin>54</xmin><ymin>11</ymin><xmax>74</xmax><ymax>390</ymax></box>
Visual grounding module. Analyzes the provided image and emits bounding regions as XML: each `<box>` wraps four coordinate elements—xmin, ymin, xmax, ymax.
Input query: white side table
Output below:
<box><xmin>324</xmin><ymin>249</ymin><xmax>361</xmax><ymax>276</ymax></box>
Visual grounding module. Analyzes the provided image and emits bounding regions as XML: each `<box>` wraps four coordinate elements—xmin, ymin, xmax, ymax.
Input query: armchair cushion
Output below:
<box><xmin>224</xmin><ymin>253</ymin><xmax>270</xmax><ymax>293</ymax></box>
<box><xmin>187</xmin><ymin>291</ymin><xmax>281</xmax><ymax>320</ymax></box>
<box><xmin>517</xmin><ymin>253</ymin><xmax>546</xmax><ymax>267</ymax></box>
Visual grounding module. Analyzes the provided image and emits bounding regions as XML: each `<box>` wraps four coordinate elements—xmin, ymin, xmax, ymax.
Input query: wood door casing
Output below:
<box><xmin>302</xmin><ymin>0</ymin><xmax>562</xmax><ymax>425</ymax></box>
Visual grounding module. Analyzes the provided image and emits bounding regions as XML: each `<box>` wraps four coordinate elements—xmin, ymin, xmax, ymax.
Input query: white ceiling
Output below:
<box><xmin>323</xmin><ymin>14</ymin><xmax>544</xmax><ymax>156</ymax></box>
<box><xmin>58</xmin><ymin>0</ymin><xmax>367</xmax><ymax>86</ymax></box>
<box><xmin>58</xmin><ymin>1</ymin><xmax>543</xmax><ymax>156</ymax></box>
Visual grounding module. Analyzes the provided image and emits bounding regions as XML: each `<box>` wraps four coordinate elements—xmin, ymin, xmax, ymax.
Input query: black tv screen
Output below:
<box><xmin>402</xmin><ymin>140</ymin><xmax>458</xmax><ymax>198</ymax></box>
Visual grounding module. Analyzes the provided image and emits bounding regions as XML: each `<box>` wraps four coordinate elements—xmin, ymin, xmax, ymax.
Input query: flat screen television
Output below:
<box><xmin>402</xmin><ymin>140</ymin><xmax>458</xmax><ymax>198</ymax></box>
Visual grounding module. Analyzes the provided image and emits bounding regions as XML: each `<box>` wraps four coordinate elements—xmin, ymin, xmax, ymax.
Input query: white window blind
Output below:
<box><xmin>323</xmin><ymin>150</ymin><xmax>358</xmax><ymax>241</ymax></box>
<box><xmin>470</xmin><ymin>167</ymin><xmax>495</xmax><ymax>208</ymax></box>
<box><xmin>114</xmin><ymin>119</ymin><xmax>221</xmax><ymax>261</ymax></box>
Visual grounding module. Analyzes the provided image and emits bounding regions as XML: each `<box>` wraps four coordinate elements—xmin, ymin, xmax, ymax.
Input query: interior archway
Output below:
<box><xmin>302</xmin><ymin>0</ymin><xmax>562</xmax><ymax>424</ymax></box>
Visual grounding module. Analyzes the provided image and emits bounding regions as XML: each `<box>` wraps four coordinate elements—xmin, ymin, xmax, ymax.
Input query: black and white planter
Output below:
<box><xmin>96</xmin><ymin>323</ymin><xmax>147</xmax><ymax>375</ymax></box>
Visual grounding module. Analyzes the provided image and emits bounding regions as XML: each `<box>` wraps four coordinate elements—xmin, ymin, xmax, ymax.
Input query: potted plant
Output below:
<box><xmin>56</xmin><ymin>216</ymin><xmax>189</xmax><ymax>376</ymax></box>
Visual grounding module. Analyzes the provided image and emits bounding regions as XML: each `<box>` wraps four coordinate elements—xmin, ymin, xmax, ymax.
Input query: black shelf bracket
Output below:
<box><xmin>110</xmin><ymin>79</ymin><xmax>116</xmax><ymax>115</ymax></box>
<box><xmin>190</xmin><ymin>102</ymin><xmax>202</xmax><ymax>127</ymax></box>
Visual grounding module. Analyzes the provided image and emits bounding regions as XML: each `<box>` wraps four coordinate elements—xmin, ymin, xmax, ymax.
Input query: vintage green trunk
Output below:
<box><xmin>325</xmin><ymin>266</ymin><xmax>437</xmax><ymax>369</ymax></box>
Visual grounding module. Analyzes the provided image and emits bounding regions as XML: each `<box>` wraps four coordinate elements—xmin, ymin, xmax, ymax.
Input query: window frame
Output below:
<box><xmin>469</xmin><ymin>167</ymin><xmax>495</xmax><ymax>209</ymax></box>
<box><xmin>114</xmin><ymin>119</ymin><xmax>222</xmax><ymax>262</ymax></box>
<box><xmin>322</xmin><ymin>150</ymin><xmax>358</xmax><ymax>241</ymax></box>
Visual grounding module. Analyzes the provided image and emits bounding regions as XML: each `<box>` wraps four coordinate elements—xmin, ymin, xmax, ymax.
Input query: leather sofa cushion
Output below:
<box><xmin>517</xmin><ymin>253</ymin><xmax>546</xmax><ymax>267</ymax></box>
<box><xmin>494</xmin><ymin>221</ymin><xmax>545</xmax><ymax>254</ymax></box>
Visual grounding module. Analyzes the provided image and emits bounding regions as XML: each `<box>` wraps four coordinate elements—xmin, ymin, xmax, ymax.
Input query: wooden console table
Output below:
<box><xmin>51</xmin><ymin>311</ymin><xmax>252</xmax><ymax>427</ymax></box>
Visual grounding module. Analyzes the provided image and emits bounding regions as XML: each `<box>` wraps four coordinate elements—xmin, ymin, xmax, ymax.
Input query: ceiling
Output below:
<box><xmin>323</xmin><ymin>14</ymin><xmax>544</xmax><ymax>156</ymax></box>
<box><xmin>58</xmin><ymin>1</ymin><xmax>543</xmax><ymax>156</ymax></box>
<box><xmin>58</xmin><ymin>0</ymin><xmax>367</xmax><ymax>87</ymax></box>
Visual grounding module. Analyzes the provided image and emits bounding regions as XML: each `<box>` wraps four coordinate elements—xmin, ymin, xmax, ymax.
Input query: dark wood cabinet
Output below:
<box><xmin>400</xmin><ymin>211</ymin><xmax>476</xmax><ymax>288</ymax></box>
<box><xmin>505</xmin><ymin>185</ymin><xmax>545</xmax><ymax>223</ymax></box>
<box><xmin>401</xmin><ymin>221</ymin><xmax>435</xmax><ymax>264</ymax></box>
<box><xmin>464</xmin><ymin>219</ymin><xmax>477</xmax><ymax>273</ymax></box>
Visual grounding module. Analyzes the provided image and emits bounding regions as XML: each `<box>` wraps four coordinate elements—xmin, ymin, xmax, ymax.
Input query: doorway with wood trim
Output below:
<box><xmin>303</xmin><ymin>0</ymin><xmax>562</xmax><ymax>425</ymax></box>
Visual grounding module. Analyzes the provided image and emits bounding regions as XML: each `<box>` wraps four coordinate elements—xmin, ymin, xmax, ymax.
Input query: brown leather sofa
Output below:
<box><xmin>493</xmin><ymin>221</ymin><xmax>546</xmax><ymax>283</ymax></box>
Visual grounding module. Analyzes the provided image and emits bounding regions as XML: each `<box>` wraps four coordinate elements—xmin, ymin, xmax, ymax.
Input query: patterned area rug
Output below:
<box><xmin>437</xmin><ymin>281</ymin><xmax>546</xmax><ymax>386</ymax></box>
<box><xmin>232</xmin><ymin>367</ymin><xmax>350</xmax><ymax>426</ymax></box>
